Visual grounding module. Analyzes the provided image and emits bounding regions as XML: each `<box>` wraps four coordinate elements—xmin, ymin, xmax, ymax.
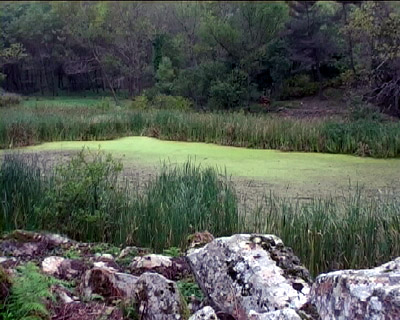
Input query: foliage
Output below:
<box><xmin>280</xmin><ymin>74</ymin><xmax>319</xmax><ymax>99</ymax></box>
<box><xmin>163</xmin><ymin>247</ymin><xmax>183</xmax><ymax>258</ymax></box>
<box><xmin>3</xmin><ymin>263</ymin><xmax>55</xmax><ymax>320</ymax></box>
<box><xmin>34</xmin><ymin>148</ymin><xmax>124</xmax><ymax>243</ymax></box>
<box><xmin>177</xmin><ymin>278</ymin><xmax>204</xmax><ymax>303</ymax></box>
<box><xmin>1</xmin><ymin>104</ymin><xmax>400</xmax><ymax>157</ymax></box>
<box><xmin>134</xmin><ymin>161</ymin><xmax>240</xmax><ymax>251</ymax></box>
<box><xmin>253</xmin><ymin>189</ymin><xmax>400</xmax><ymax>277</ymax></box>
<box><xmin>208</xmin><ymin>69</ymin><xmax>251</xmax><ymax>110</ymax></box>
<box><xmin>156</xmin><ymin>57</ymin><xmax>175</xmax><ymax>95</ymax></box>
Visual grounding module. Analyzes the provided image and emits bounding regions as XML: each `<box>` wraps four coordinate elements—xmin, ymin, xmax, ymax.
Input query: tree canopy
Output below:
<box><xmin>0</xmin><ymin>1</ymin><xmax>399</xmax><ymax>113</ymax></box>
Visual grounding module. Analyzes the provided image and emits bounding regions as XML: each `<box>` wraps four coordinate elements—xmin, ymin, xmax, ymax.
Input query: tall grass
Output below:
<box><xmin>248</xmin><ymin>192</ymin><xmax>400</xmax><ymax>276</ymax></box>
<box><xmin>1</xmin><ymin>151</ymin><xmax>400</xmax><ymax>276</ymax></box>
<box><xmin>1</xmin><ymin>104</ymin><xmax>400</xmax><ymax>157</ymax></box>
<box><xmin>0</xmin><ymin>151</ymin><xmax>241</xmax><ymax>251</ymax></box>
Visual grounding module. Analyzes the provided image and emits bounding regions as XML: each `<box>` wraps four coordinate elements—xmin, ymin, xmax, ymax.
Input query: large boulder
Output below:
<box><xmin>311</xmin><ymin>257</ymin><xmax>400</xmax><ymax>320</ymax></box>
<box><xmin>187</xmin><ymin>234</ymin><xmax>311</xmax><ymax>318</ymax></box>
<box><xmin>135</xmin><ymin>272</ymin><xmax>188</xmax><ymax>320</ymax></box>
<box><xmin>81</xmin><ymin>267</ymin><xmax>138</xmax><ymax>301</ymax></box>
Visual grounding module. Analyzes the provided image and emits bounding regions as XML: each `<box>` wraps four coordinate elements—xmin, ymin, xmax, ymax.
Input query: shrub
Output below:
<box><xmin>208</xmin><ymin>69</ymin><xmax>250</xmax><ymax>110</ymax></box>
<box><xmin>0</xmin><ymin>92</ymin><xmax>22</xmax><ymax>108</ymax></box>
<box><xmin>34</xmin><ymin>147</ymin><xmax>124</xmax><ymax>242</ymax></box>
<box><xmin>152</xmin><ymin>95</ymin><xmax>192</xmax><ymax>111</ymax></box>
<box><xmin>131</xmin><ymin>95</ymin><xmax>150</xmax><ymax>110</ymax></box>
<box><xmin>280</xmin><ymin>74</ymin><xmax>319</xmax><ymax>99</ymax></box>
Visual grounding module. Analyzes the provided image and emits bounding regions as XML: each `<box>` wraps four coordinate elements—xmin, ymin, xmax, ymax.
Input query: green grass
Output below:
<box><xmin>1</xmin><ymin>150</ymin><xmax>400</xmax><ymax>276</ymax></box>
<box><xmin>21</xmin><ymin>136</ymin><xmax>400</xmax><ymax>198</ymax></box>
<box><xmin>1</xmin><ymin>99</ymin><xmax>400</xmax><ymax>157</ymax></box>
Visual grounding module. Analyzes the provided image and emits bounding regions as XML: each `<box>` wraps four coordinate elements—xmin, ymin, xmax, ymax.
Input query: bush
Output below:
<box><xmin>152</xmin><ymin>95</ymin><xmax>192</xmax><ymax>111</ymax></box>
<box><xmin>0</xmin><ymin>92</ymin><xmax>22</xmax><ymax>107</ymax></box>
<box><xmin>208</xmin><ymin>69</ymin><xmax>250</xmax><ymax>110</ymax></box>
<box><xmin>280</xmin><ymin>74</ymin><xmax>319</xmax><ymax>99</ymax></box>
<box><xmin>131</xmin><ymin>95</ymin><xmax>150</xmax><ymax>110</ymax></box>
<box><xmin>348</xmin><ymin>95</ymin><xmax>385</xmax><ymax>122</ymax></box>
<box><xmin>34</xmin><ymin>148</ymin><xmax>124</xmax><ymax>242</ymax></box>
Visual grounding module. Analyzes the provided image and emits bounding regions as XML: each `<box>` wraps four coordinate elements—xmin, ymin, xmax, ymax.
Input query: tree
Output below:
<box><xmin>285</xmin><ymin>1</ymin><xmax>341</xmax><ymax>98</ymax></box>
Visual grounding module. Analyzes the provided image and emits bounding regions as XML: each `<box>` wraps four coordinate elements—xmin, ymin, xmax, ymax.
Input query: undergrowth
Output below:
<box><xmin>2</xmin><ymin>263</ymin><xmax>55</xmax><ymax>320</ymax></box>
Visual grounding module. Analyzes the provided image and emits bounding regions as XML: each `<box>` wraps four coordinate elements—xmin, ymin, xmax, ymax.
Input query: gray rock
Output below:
<box><xmin>187</xmin><ymin>234</ymin><xmax>311</xmax><ymax>318</ymax></box>
<box><xmin>130</xmin><ymin>254</ymin><xmax>191</xmax><ymax>281</ymax></box>
<box><xmin>135</xmin><ymin>272</ymin><xmax>187</xmax><ymax>320</ymax></box>
<box><xmin>311</xmin><ymin>257</ymin><xmax>400</xmax><ymax>320</ymax></box>
<box><xmin>81</xmin><ymin>267</ymin><xmax>138</xmax><ymax>301</ymax></box>
<box><xmin>248</xmin><ymin>309</ymin><xmax>302</xmax><ymax>320</ymax></box>
<box><xmin>189</xmin><ymin>306</ymin><xmax>217</xmax><ymax>320</ymax></box>
<box><xmin>42</xmin><ymin>256</ymin><xmax>86</xmax><ymax>280</ymax></box>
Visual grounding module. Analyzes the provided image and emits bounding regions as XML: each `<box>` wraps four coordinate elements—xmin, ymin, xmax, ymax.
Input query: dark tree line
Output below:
<box><xmin>0</xmin><ymin>1</ymin><xmax>399</xmax><ymax>113</ymax></box>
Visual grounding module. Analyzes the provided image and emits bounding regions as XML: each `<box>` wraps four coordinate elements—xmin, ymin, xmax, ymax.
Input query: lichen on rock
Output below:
<box><xmin>187</xmin><ymin>234</ymin><xmax>311</xmax><ymax>319</ymax></box>
<box><xmin>311</xmin><ymin>257</ymin><xmax>400</xmax><ymax>320</ymax></box>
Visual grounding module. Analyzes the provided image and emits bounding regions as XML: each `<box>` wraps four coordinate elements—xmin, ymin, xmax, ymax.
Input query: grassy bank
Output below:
<box><xmin>1</xmin><ymin>101</ymin><xmax>400</xmax><ymax>157</ymax></box>
<box><xmin>1</xmin><ymin>150</ymin><xmax>399</xmax><ymax>276</ymax></box>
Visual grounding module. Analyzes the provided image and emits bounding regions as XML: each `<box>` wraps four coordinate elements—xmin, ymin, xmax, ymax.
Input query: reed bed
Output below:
<box><xmin>1</xmin><ymin>103</ymin><xmax>400</xmax><ymax>157</ymax></box>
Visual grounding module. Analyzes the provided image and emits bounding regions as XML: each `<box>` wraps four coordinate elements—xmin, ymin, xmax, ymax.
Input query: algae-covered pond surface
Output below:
<box><xmin>11</xmin><ymin>136</ymin><xmax>400</xmax><ymax>197</ymax></box>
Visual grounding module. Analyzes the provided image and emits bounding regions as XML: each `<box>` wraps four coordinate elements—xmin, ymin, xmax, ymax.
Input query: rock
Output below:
<box><xmin>131</xmin><ymin>254</ymin><xmax>173</xmax><ymax>269</ymax></box>
<box><xmin>51</xmin><ymin>302</ymin><xmax>124</xmax><ymax>320</ymax></box>
<box><xmin>81</xmin><ymin>267</ymin><xmax>138</xmax><ymax>301</ymax></box>
<box><xmin>248</xmin><ymin>309</ymin><xmax>302</xmax><ymax>320</ymax></box>
<box><xmin>0</xmin><ymin>231</ymin><xmax>72</xmax><ymax>259</ymax></box>
<box><xmin>130</xmin><ymin>254</ymin><xmax>191</xmax><ymax>280</ymax></box>
<box><xmin>0</xmin><ymin>256</ymin><xmax>18</xmax><ymax>269</ymax></box>
<box><xmin>135</xmin><ymin>272</ymin><xmax>188</xmax><ymax>320</ymax></box>
<box><xmin>187</xmin><ymin>234</ymin><xmax>311</xmax><ymax>318</ymax></box>
<box><xmin>51</xmin><ymin>284</ymin><xmax>75</xmax><ymax>304</ymax></box>
<box><xmin>189</xmin><ymin>306</ymin><xmax>217</xmax><ymax>320</ymax></box>
<box><xmin>95</xmin><ymin>253</ymin><xmax>114</xmax><ymax>260</ymax></box>
<box><xmin>42</xmin><ymin>256</ymin><xmax>66</xmax><ymax>275</ymax></box>
<box><xmin>187</xmin><ymin>231</ymin><xmax>214</xmax><ymax>251</ymax></box>
<box><xmin>42</xmin><ymin>256</ymin><xmax>86</xmax><ymax>280</ymax></box>
<box><xmin>118</xmin><ymin>246</ymin><xmax>149</xmax><ymax>259</ymax></box>
<box><xmin>311</xmin><ymin>257</ymin><xmax>400</xmax><ymax>320</ymax></box>
<box><xmin>93</xmin><ymin>254</ymin><xmax>121</xmax><ymax>272</ymax></box>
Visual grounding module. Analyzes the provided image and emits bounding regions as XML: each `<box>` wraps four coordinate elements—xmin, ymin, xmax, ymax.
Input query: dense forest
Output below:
<box><xmin>0</xmin><ymin>1</ymin><xmax>399</xmax><ymax>114</ymax></box>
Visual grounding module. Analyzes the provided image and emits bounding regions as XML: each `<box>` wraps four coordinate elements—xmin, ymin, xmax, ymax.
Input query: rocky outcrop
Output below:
<box><xmin>135</xmin><ymin>272</ymin><xmax>188</xmax><ymax>320</ymax></box>
<box><xmin>311</xmin><ymin>257</ymin><xmax>400</xmax><ymax>320</ymax></box>
<box><xmin>189</xmin><ymin>306</ymin><xmax>217</xmax><ymax>320</ymax></box>
<box><xmin>187</xmin><ymin>234</ymin><xmax>311</xmax><ymax>319</ymax></box>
